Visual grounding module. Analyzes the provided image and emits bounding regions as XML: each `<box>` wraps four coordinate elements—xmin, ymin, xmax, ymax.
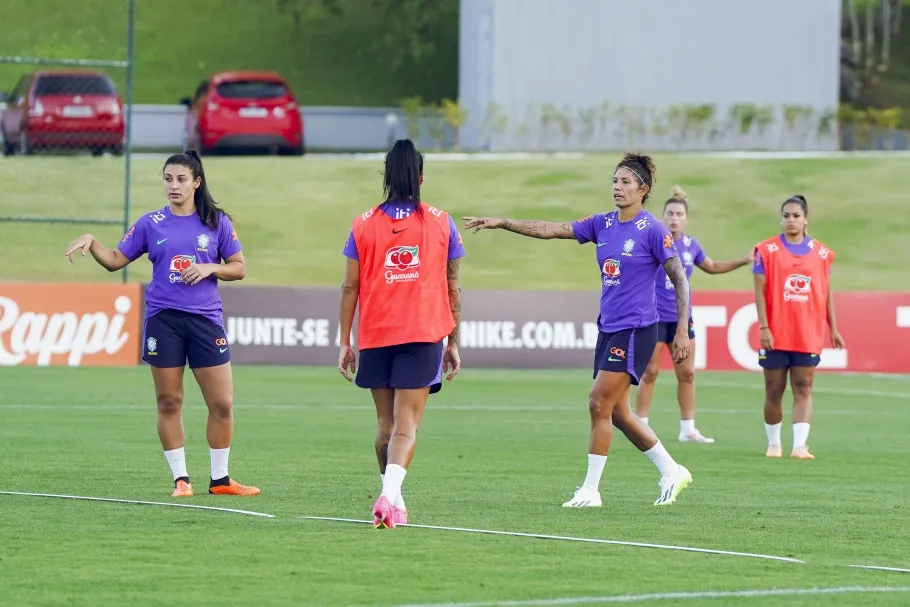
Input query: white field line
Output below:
<box><xmin>0</xmin><ymin>490</ymin><xmax>276</xmax><ymax>518</ymax></box>
<box><xmin>296</xmin><ymin>516</ymin><xmax>804</xmax><ymax>564</ymax></box>
<box><xmin>387</xmin><ymin>585</ymin><xmax>910</xmax><ymax>607</ymax></box>
<box><xmin>848</xmin><ymin>564</ymin><xmax>910</xmax><ymax>574</ymax></box>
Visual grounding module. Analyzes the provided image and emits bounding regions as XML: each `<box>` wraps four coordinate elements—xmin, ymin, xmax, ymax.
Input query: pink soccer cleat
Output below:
<box><xmin>392</xmin><ymin>506</ymin><xmax>408</xmax><ymax>525</ymax></box>
<box><xmin>372</xmin><ymin>496</ymin><xmax>395</xmax><ymax>529</ymax></box>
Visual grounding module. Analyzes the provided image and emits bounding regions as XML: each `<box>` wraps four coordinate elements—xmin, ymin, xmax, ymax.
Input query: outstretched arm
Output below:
<box><xmin>697</xmin><ymin>255</ymin><xmax>750</xmax><ymax>275</ymax></box>
<box><xmin>462</xmin><ymin>216</ymin><xmax>575</xmax><ymax>240</ymax></box>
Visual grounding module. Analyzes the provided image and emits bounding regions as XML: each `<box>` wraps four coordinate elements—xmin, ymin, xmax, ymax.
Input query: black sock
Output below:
<box><xmin>175</xmin><ymin>476</ymin><xmax>190</xmax><ymax>486</ymax></box>
<box><xmin>209</xmin><ymin>475</ymin><xmax>230</xmax><ymax>487</ymax></box>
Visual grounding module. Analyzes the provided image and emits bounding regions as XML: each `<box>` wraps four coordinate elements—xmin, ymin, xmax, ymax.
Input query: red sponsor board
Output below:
<box><xmin>215</xmin><ymin>286</ymin><xmax>910</xmax><ymax>374</ymax></box>
<box><xmin>659</xmin><ymin>291</ymin><xmax>910</xmax><ymax>373</ymax></box>
<box><xmin>0</xmin><ymin>283</ymin><xmax>142</xmax><ymax>367</ymax></box>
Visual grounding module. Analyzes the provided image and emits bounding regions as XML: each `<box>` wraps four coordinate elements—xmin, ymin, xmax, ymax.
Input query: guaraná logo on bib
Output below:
<box><xmin>384</xmin><ymin>246</ymin><xmax>420</xmax><ymax>284</ymax></box>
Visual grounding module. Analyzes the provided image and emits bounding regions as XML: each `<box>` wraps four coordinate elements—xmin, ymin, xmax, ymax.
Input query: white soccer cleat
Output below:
<box><xmin>562</xmin><ymin>486</ymin><xmax>602</xmax><ymax>507</ymax></box>
<box><xmin>654</xmin><ymin>465</ymin><xmax>693</xmax><ymax>506</ymax></box>
<box><xmin>679</xmin><ymin>429</ymin><xmax>715</xmax><ymax>444</ymax></box>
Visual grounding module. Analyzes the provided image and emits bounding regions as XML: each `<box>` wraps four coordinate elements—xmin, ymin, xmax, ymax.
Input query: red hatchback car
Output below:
<box><xmin>181</xmin><ymin>71</ymin><xmax>304</xmax><ymax>156</ymax></box>
<box><xmin>1</xmin><ymin>70</ymin><xmax>124</xmax><ymax>156</ymax></box>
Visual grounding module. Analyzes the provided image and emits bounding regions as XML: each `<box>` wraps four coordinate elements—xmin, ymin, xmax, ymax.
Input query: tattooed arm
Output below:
<box><xmin>462</xmin><ymin>217</ymin><xmax>576</xmax><ymax>240</ymax></box>
<box><xmin>446</xmin><ymin>258</ymin><xmax>462</xmax><ymax>346</ymax></box>
<box><xmin>663</xmin><ymin>255</ymin><xmax>693</xmax><ymax>362</ymax></box>
<box><xmin>663</xmin><ymin>256</ymin><xmax>690</xmax><ymax>329</ymax></box>
<box><xmin>443</xmin><ymin>258</ymin><xmax>463</xmax><ymax>380</ymax></box>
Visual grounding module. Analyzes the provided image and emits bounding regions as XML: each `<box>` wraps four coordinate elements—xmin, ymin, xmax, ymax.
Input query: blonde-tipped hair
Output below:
<box><xmin>669</xmin><ymin>185</ymin><xmax>688</xmax><ymax>201</ymax></box>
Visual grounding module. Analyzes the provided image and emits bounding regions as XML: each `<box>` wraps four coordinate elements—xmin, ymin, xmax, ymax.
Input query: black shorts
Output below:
<box><xmin>657</xmin><ymin>320</ymin><xmax>695</xmax><ymax>343</ymax></box>
<box><xmin>758</xmin><ymin>349</ymin><xmax>821</xmax><ymax>370</ymax></box>
<box><xmin>593</xmin><ymin>323</ymin><xmax>658</xmax><ymax>386</ymax></box>
<box><xmin>356</xmin><ymin>341</ymin><xmax>445</xmax><ymax>394</ymax></box>
<box><xmin>142</xmin><ymin>309</ymin><xmax>231</xmax><ymax>369</ymax></box>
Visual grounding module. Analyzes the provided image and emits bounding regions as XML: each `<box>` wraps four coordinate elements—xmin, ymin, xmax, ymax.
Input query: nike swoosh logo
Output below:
<box><xmin>597</xmin><ymin>242</ymin><xmax>608</xmax><ymax>247</ymax></box>
<box><xmin>392</xmin><ymin>228</ymin><xmax>407</xmax><ymax>234</ymax></box>
<box><xmin>219</xmin><ymin>348</ymin><xmax>227</xmax><ymax>353</ymax></box>
<box><xmin>156</xmin><ymin>239</ymin><xmax>168</xmax><ymax>245</ymax></box>
<box><xmin>608</xmin><ymin>356</ymin><xmax>623</xmax><ymax>362</ymax></box>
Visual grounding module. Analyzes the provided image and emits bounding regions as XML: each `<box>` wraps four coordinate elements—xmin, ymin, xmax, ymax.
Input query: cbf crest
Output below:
<box><xmin>622</xmin><ymin>239</ymin><xmax>636</xmax><ymax>256</ymax></box>
<box><xmin>146</xmin><ymin>337</ymin><xmax>157</xmax><ymax>353</ymax></box>
<box><xmin>197</xmin><ymin>233</ymin><xmax>210</xmax><ymax>252</ymax></box>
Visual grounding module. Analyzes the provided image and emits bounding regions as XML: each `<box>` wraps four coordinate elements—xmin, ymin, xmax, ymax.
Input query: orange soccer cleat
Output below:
<box><xmin>171</xmin><ymin>479</ymin><xmax>193</xmax><ymax>498</ymax></box>
<box><xmin>208</xmin><ymin>479</ymin><xmax>261</xmax><ymax>496</ymax></box>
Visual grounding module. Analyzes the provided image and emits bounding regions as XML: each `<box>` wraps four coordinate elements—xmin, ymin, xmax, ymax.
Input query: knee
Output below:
<box><xmin>156</xmin><ymin>392</ymin><xmax>183</xmax><ymax>416</ymax></box>
<box><xmin>792</xmin><ymin>377</ymin><xmax>813</xmax><ymax>395</ymax></box>
<box><xmin>377</xmin><ymin>415</ymin><xmax>394</xmax><ymax>436</ymax></box>
<box><xmin>588</xmin><ymin>390</ymin><xmax>611</xmax><ymax>419</ymax></box>
<box><xmin>764</xmin><ymin>382</ymin><xmax>786</xmax><ymax>403</ymax></box>
<box><xmin>641</xmin><ymin>363</ymin><xmax>661</xmax><ymax>385</ymax></box>
<box><xmin>676</xmin><ymin>367</ymin><xmax>695</xmax><ymax>384</ymax></box>
<box><xmin>207</xmin><ymin>396</ymin><xmax>233</xmax><ymax>419</ymax></box>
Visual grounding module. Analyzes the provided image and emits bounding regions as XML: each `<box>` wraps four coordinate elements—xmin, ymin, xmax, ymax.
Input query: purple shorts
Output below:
<box><xmin>758</xmin><ymin>349</ymin><xmax>820</xmax><ymax>370</ymax></box>
<box><xmin>593</xmin><ymin>323</ymin><xmax>659</xmax><ymax>386</ymax></box>
<box><xmin>355</xmin><ymin>341</ymin><xmax>445</xmax><ymax>394</ymax></box>
<box><xmin>142</xmin><ymin>309</ymin><xmax>230</xmax><ymax>369</ymax></box>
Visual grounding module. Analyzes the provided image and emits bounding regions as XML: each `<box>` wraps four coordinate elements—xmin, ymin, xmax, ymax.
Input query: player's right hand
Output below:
<box><xmin>65</xmin><ymin>234</ymin><xmax>95</xmax><ymax>263</ymax></box>
<box><xmin>760</xmin><ymin>327</ymin><xmax>774</xmax><ymax>350</ymax></box>
<box><xmin>462</xmin><ymin>216</ymin><xmax>503</xmax><ymax>233</ymax></box>
<box><xmin>338</xmin><ymin>345</ymin><xmax>356</xmax><ymax>382</ymax></box>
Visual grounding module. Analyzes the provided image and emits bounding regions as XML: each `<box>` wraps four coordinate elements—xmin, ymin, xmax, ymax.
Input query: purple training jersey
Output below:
<box><xmin>753</xmin><ymin>234</ymin><xmax>831</xmax><ymax>275</ymax></box>
<box><xmin>342</xmin><ymin>201</ymin><xmax>466</xmax><ymax>262</ymax></box>
<box><xmin>572</xmin><ymin>209</ymin><xmax>679</xmax><ymax>334</ymax></box>
<box><xmin>655</xmin><ymin>234</ymin><xmax>706</xmax><ymax>323</ymax></box>
<box><xmin>117</xmin><ymin>206</ymin><xmax>242</xmax><ymax>328</ymax></box>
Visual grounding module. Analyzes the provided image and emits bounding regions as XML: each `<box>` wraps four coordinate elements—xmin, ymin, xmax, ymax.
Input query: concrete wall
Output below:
<box><xmin>459</xmin><ymin>0</ymin><xmax>842</xmax><ymax>151</ymax></box>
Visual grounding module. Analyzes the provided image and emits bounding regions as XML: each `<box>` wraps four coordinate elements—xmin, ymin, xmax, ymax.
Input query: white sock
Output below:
<box><xmin>163</xmin><ymin>447</ymin><xmax>188</xmax><ymax>481</ymax></box>
<box><xmin>765</xmin><ymin>422</ymin><xmax>782</xmax><ymax>447</ymax></box>
<box><xmin>793</xmin><ymin>423</ymin><xmax>810</xmax><ymax>449</ymax></box>
<box><xmin>210</xmin><ymin>447</ymin><xmax>230</xmax><ymax>481</ymax></box>
<box><xmin>640</xmin><ymin>416</ymin><xmax>649</xmax><ymax>426</ymax></box>
<box><xmin>380</xmin><ymin>464</ymin><xmax>407</xmax><ymax>505</ymax></box>
<box><xmin>680</xmin><ymin>419</ymin><xmax>695</xmax><ymax>435</ymax></box>
<box><xmin>582</xmin><ymin>454</ymin><xmax>608</xmax><ymax>491</ymax></box>
<box><xmin>380</xmin><ymin>472</ymin><xmax>405</xmax><ymax>509</ymax></box>
<box><xmin>644</xmin><ymin>441</ymin><xmax>678</xmax><ymax>478</ymax></box>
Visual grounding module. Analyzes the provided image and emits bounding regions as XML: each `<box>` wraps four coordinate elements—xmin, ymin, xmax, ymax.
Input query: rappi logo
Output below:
<box><xmin>169</xmin><ymin>255</ymin><xmax>196</xmax><ymax>283</ymax></box>
<box><xmin>601</xmin><ymin>258</ymin><xmax>621</xmax><ymax>287</ymax></box>
<box><xmin>0</xmin><ymin>284</ymin><xmax>141</xmax><ymax>366</ymax></box>
<box><xmin>784</xmin><ymin>274</ymin><xmax>811</xmax><ymax>302</ymax></box>
<box><xmin>384</xmin><ymin>246</ymin><xmax>420</xmax><ymax>284</ymax></box>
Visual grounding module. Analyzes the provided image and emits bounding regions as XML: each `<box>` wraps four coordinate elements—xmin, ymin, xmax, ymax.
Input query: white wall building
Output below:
<box><xmin>459</xmin><ymin>0</ymin><xmax>841</xmax><ymax>151</ymax></box>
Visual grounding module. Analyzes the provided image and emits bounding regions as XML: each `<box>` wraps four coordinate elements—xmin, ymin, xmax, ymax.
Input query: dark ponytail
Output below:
<box><xmin>382</xmin><ymin>139</ymin><xmax>424</xmax><ymax>213</ymax></box>
<box><xmin>162</xmin><ymin>149</ymin><xmax>230</xmax><ymax>230</ymax></box>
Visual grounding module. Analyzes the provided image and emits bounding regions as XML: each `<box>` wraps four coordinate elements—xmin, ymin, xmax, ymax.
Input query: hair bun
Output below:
<box><xmin>670</xmin><ymin>185</ymin><xmax>688</xmax><ymax>201</ymax></box>
<box><xmin>185</xmin><ymin>149</ymin><xmax>202</xmax><ymax>162</ymax></box>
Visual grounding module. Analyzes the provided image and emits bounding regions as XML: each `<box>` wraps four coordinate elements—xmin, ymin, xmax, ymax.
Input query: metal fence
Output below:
<box><xmin>0</xmin><ymin>0</ymin><xmax>136</xmax><ymax>283</ymax></box>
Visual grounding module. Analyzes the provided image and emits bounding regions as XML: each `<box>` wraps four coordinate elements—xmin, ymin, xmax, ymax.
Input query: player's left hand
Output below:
<box><xmin>831</xmin><ymin>330</ymin><xmax>846</xmax><ymax>349</ymax></box>
<box><xmin>671</xmin><ymin>331</ymin><xmax>691</xmax><ymax>364</ymax></box>
<box><xmin>181</xmin><ymin>263</ymin><xmax>214</xmax><ymax>286</ymax></box>
<box><xmin>443</xmin><ymin>344</ymin><xmax>461</xmax><ymax>381</ymax></box>
<box><xmin>338</xmin><ymin>345</ymin><xmax>357</xmax><ymax>382</ymax></box>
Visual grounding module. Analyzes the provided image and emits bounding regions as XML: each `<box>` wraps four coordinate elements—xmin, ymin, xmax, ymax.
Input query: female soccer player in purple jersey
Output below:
<box><xmin>464</xmin><ymin>153</ymin><xmax>693</xmax><ymax>507</ymax></box>
<box><xmin>631</xmin><ymin>185</ymin><xmax>752</xmax><ymax>444</ymax></box>
<box><xmin>64</xmin><ymin>150</ymin><xmax>260</xmax><ymax>498</ymax></box>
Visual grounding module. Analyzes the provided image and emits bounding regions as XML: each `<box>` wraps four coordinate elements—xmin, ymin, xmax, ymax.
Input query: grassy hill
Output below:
<box><xmin>0</xmin><ymin>153</ymin><xmax>907</xmax><ymax>291</ymax></box>
<box><xmin>0</xmin><ymin>0</ymin><xmax>457</xmax><ymax>106</ymax></box>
